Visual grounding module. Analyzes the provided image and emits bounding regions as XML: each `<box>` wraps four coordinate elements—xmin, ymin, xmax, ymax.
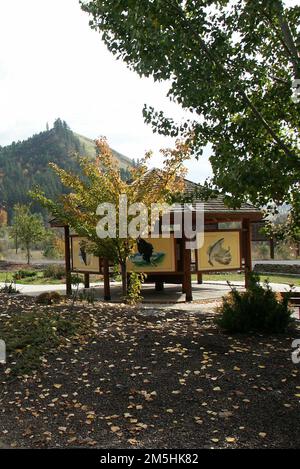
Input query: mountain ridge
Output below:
<box><xmin>74</xmin><ymin>132</ymin><xmax>133</xmax><ymax>169</ymax></box>
<box><xmin>0</xmin><ymin>119</ymin><xmax>133</xmax><ymax>219</ymax></box>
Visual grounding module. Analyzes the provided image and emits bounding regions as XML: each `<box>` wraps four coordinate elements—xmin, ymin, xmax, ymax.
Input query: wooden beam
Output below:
<box><xmin>155</xmin><ymin>281</ymin><xmax>164</xmax><ymax>292</ymax></box>
<box><xmin>270</xmin><ymin>238</ymin><xmax>275</xmax><ymax>259</ymax></box>
<box><xmin>103</xmin><ymin>258</ymin><xmax>111</xmax><ymax>301</ymax></box>
<box><xmin>197</xmin><ymin>272</ymin><xmax>203</xmax><ymax>284</ymax></box>
<box><xmin>183</xmin><ymin>240</ymin><xmax>193</xmax><ymax>301</ymax></box>
<box><xmin>195</xmin><ymin>249</ymin><xmax>203</xmax><ymax>284</ymax></box>
<box><xmin>84</xmin><ymin>273</ymin><xmax>90</xmax><ymax>289</ymax></box>
<box><xmin>64</xmin><ymin>226</ymin><xmax>72</xmax><ymax>296</ymax></box>
<box><xmin>242</xmin><ymin>218</ymin><xmax>252</xmax><ymax>289</ymax></box>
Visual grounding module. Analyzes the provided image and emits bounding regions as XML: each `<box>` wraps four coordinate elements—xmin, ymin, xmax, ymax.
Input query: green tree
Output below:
<box><xmin>31</xmin><ymin>137</ymin><xmax>189</xmax><ymax>296</ymax></box>
<box><xmin>81</xmin><ymin>0</ymin><xmax>300</xmax><ymax>220</ymax></box>
<box><xmin>11</xmin><ymin>205</ymin><xmax>46</xmax><ymax>264</ymax></box>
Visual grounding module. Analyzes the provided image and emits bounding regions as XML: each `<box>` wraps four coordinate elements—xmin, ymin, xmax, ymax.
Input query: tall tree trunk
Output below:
<box><xmin>15</xmin><ymin>234</ymin><xmax>18</xmax><ymax>254</ymax></box>
<box><xmin>26</xmin><ymin>245</ymin><xmax>30</xmax><ymax>265</ymax></box>
<box><xmin>120</xmin><ymin>261</ymin><xmax>127</xmax><ymax>298</ymax></box>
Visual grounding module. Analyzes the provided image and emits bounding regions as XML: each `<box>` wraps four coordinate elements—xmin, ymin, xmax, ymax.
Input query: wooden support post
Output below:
<box><xmin>242</xmin><ymin>218</ymin><xmax>252</xmax><ymax>289</ymax></box>
<box><xmin>155</xmin><ymin>281</ymin><xmax>164</xmax><ymax>292</ymax></box>
<box><xmin>64</xmin><ymin>226</ymin><xmax>72</xmax><ymax>296</ymax></box>
<box><xmin>103</xmin><ymin>258</ymin><xmax>111</xmax><ymax>301</ymax></box>
<box><xmin>84</xmin><ymin>273</ymin><xmax>90</xmax><ymax>289</ymax></box>
<box><xmin>183</xmin><ymin>240</ymin><xmax>193</xmax><ymax>301</ymax></box>
<box><xmin>195</xmin><ymin>249</ymin><xmax>203</xmax><ymax>284</ymax></box>
<box><xmin>270</xmin><ymin>238</ymin><xmax>275</xmax><ymax>259</ymax></box>
<box><xmin>296</xmin><ymin>243</ymin><xmax>300</xmax><ymax>259</ymax></box>
<box><xmin>197</xmin><ymin>272</ymin><xmax>203</xmax><ymax>284</ymax></box>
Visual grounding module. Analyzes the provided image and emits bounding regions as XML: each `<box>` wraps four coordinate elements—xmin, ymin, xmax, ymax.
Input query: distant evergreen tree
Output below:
<box><xmin>53</xmin><ymin>118</ymin><xmax>63</xmax><ymax>131</ymax></box>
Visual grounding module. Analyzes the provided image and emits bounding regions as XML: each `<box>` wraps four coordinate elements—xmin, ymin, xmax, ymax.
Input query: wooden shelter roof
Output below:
<box><xmin>49</xmin><ymin>174</ymin><xmax>263</xmax><ymax>227</ymax></box>
<box><xmin>182</xmin><ymin>179</ymin><xmax>262</xmax><ymax>222</ymax></box>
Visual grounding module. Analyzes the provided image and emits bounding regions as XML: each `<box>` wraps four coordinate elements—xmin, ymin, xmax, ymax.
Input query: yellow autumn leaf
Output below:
<box><xmin>111</xmin><ymin>426</ymin><xmax>120</xmax><ymax>433</ymax></box>
<box><xmin>226</xmin><ymin>437</ymin><xmax>236</xmax><ymax>443</ymax></box>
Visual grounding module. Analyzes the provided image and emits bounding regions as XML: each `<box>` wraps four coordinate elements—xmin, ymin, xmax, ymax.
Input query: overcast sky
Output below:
<box><xmin>0</xmin><ymin>0</ymin><xmax>297</xmax><ymax>182</ymax></box>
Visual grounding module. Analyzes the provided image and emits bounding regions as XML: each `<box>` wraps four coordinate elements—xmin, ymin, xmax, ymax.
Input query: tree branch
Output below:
<box><xmin>165</xmin><ymin>0</ymin><xmax>297</xmax><ymax>159</ymax></box>
<box><xmin>278</xmin><ymin>13</ymin><xmax>300</xmax><ymax>79</ymax></box>
<box><xmin>261</xmin><ymin>3</ymin><xmax>300</xmax><ymax>80</ymax></box>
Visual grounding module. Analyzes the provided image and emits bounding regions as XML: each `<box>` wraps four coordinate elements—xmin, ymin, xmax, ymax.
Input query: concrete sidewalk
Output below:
<box><xmin>1</xmin><ymin>280</ymin><xmax>299</xmax><ymax>318</ymax></box>
<box><xmin>1</xmin><ymin>279</ymin><xmax>298</xmax><ymax>300</ymax></box>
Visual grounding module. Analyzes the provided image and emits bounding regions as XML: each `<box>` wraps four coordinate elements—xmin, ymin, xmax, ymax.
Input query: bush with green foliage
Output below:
<box><xmin>70</xmin><ymin>274</ymin><xmax>83</xmax><ymax>287</ymax></box>
<box><xmin>13</xmin><ymin>269</ymin><xmax>37</xmax><ymax>280</ymax></box>
<box><xmin>43</xmin><ymin>264</ymin><xmax>65</xmax><ymax>280</ymax></box>
<box><xmin>216</xmin><ymin>274</ymin><xmax>293</xmax><ymax>334</ymax></box>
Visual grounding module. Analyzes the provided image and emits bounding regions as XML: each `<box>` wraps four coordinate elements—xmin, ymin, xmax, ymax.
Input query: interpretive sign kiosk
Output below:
<box><xmin>50</xmin><ymin>195</ymin><xmax>262</xmax><ymax>302</ymax></box>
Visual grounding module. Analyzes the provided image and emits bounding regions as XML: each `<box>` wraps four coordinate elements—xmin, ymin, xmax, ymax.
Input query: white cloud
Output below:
<box><xmin>4</xmin><ymin>1</ymin><xmax>264</xmax><ymax>185</ymax></box>
<box><xmin>0</xmin><ymin>0</ymin><xmax>297</xmax><ymax>183</ymax></box>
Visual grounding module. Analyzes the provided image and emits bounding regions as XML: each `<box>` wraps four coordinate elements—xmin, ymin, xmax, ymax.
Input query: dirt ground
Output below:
<box><xmin>0</xmin><ymin>293</ymin><xmax>299</xmax><ymax>449</ymax></box>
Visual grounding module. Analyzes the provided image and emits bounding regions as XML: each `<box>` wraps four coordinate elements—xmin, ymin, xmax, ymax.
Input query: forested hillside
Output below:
<box><xmin>0</xmin><ymin>119</ymin><xmax>132</xmax><ymax>219</ymax></box>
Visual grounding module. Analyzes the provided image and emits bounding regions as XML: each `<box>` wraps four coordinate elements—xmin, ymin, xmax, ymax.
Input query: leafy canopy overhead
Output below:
<box><xmin>81</xmin><ymin>0</ymin><xmax>300</xmax><ymax>215</ymax></box>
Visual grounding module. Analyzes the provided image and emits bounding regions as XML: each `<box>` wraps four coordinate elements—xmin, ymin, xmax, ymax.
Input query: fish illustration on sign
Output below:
<box><xmin>207</xmin><ymin>238</ymin><xmax>232</xmax><ymax>266</ymax></box>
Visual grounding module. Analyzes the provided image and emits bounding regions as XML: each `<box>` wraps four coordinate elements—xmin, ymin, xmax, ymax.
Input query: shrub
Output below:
<box><xmin>43</xmin><ymin>264</ymin><xmax>65</xmax><ymax>280</ymax></box>
<box><xmin>216</xmin><ymin>273</ymin><xmax>293</xmax><ymax>333</ymax></box>
<box><xmin>36</xmin><ymin>291</ymin><xmax>62</xmax><ymax>305</ymax></box>
<box><xmin>0</xmin><ymin>280</ymin><xmax>19</xmax><ymax>294</ymax></box>
<box><xmin>13</xmin><ymin>269</ymin><xmax>37</xmax><ymax>280</ymax></box>
<box><xmin>70</xmin><ymin>274</ymin><xmax>82</xmax><ymax>286</ymax></box>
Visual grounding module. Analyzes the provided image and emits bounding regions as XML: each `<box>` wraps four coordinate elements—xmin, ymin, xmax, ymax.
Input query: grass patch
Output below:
<box><xmin>1</xmin><ymin>270</ymin><xmax>299</xmax><ymax>286</ymax></box>
<box><xmin>196</xmin><ymin>272</ymin><xmax>300</xmax><ymax>286</ymax></box>
<box><xmin>0</xmin><ymin>271</ymin><xmax>64</xmax><ymax>285</ymax></box>
<box><xmin>1</xmin><ymin>309</ymin><xmax>84</xmax><ymax>375</ymax></box>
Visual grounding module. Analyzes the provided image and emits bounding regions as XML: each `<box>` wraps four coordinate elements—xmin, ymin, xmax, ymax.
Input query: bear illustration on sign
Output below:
<box><xmin>130</xmin><ymin>237</ymin><xmax>166</xmax><ymax>267</ymax></box>
<box><xmin>137</xmin><ymin>237</ymin><xmax>154</xmax><ymax>263</ymax></box>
